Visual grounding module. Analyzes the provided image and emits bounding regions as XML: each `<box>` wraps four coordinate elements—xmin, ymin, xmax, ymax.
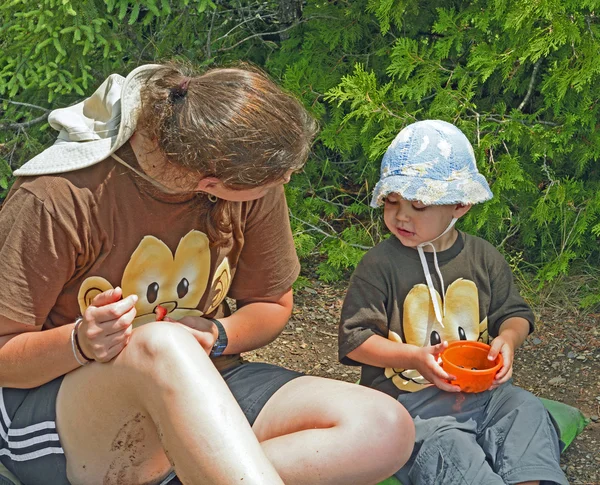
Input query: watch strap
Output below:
<box><xmin>209</xmin><ymin>318</ymin><xmax>228</xmax><ymax>357</ymax></box>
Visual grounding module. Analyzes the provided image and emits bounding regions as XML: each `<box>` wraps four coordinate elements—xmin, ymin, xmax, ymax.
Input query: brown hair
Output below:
<box><xmin>137</xmin><ymin>63</ymin><xmax>318</xmax><ymax>244</ymax></box>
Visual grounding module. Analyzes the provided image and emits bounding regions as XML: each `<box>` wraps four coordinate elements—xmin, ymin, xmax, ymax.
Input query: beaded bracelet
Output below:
<box><xmin>71</xmin><ymin>318</ymin><xmax>92</xmax><ymax>366</ymax></box>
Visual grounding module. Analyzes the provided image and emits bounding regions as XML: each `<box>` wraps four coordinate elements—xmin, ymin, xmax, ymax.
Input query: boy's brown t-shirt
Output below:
<box><xmin>0</xmin><ymin>143</ymin><xmax>300</xmax><ymax>370</ymax></box>
<box><xmin>339</xmin><ymin>231</ymin><xmax>534</xmax><ymax>396</ymax></box>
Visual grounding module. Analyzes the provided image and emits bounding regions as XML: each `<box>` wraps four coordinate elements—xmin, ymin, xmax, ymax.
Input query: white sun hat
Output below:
<box><xmin>370</xmin><ymin>120</ymin><xmax>493</xmax><ymax>207</ymax></box>
<box><xmin>13</xmin><ymin>64</ymin><xmax>162</xmax><ymax>176</ymax></box>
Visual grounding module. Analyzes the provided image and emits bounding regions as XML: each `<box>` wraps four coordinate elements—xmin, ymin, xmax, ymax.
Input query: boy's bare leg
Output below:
<box><xmin>254</xmin><ymin>377</ymin><xmax>415</xmax><ymax>485</ymax></box>
<box><xmin>56</xmin><ymin>322</ymin><xmax>283</xmax><ymax>485</ymax></box>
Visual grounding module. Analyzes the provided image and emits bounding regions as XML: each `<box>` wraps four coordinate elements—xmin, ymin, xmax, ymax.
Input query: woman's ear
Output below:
<box><xmin>196</xmin><ymin>177</ymin><xmax>221</xmax><ymax>191</ymax></box>
<box><xmin>453</xmin><ymin>203</ymin><xmax>472</xmax><ymax>218</ymax></box>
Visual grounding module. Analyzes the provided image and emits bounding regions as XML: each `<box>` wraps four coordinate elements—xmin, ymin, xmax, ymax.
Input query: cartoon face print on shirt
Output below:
<box><xmin>77</xmin><ymin>230</ymin><xmax>232</xmax><ymax>326</ymax></box>
<box><xmin>385</xmin><ymin>278</ymin><xmax>489</xmax><ymax>392</ymax></box>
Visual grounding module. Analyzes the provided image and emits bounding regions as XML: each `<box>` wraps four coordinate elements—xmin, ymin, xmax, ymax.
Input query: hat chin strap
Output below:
<box><xmin>111</xmin><ymin>153</ymin><xmax>187</xmax><ymax>195</ymax></box>
<box><xmin>416</xmin><ymin>217</ymin><xmax>458</xmax><ymax>329</ymax></box>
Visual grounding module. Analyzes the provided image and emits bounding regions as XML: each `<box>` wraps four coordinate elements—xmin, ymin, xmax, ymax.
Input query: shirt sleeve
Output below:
<box><xmin>338</xmin><ymin>261</ymin><xmax>390</xmax><ymax>366</ymax></box>
<box><xmin>228</xmin><ymin>185</ymin><xmax>300</xmax><ymax>301</ymax></box>
<box><xmin>486</xmin><ymin>250</ymin><xmax>535</xmax><ymax>338</ymax></box>
<box><xmin>0</xmin><ymin>187</ymin><xmax>78</xmax><ymax>326</ymax></box>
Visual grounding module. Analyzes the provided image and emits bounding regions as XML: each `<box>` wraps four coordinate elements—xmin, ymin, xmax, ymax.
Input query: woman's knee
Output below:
<box><xmin>121</xmin><ymin>322</ymin><xmax>210</xmax><ymax>378</ymax></box>
<box><xmin>344</xmin><ymin>388</ymin><xmax>415</xmax><ymax>465</ymax></box>
<box><xmin>373</xmin><ymin>394</ymin><xmax>415</xmax><ymax>461</ymax></box>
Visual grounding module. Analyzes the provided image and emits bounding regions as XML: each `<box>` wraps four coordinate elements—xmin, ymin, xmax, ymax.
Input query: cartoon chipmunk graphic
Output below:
<box><xmin>385</xmin><ymin>278</ymin><xmax>489</xmax><ymax>392</ymax></box>
<box><xmin>77</xmin><ymin>230</ymin><xmax>232</xmax><ymax>326</ymax></box>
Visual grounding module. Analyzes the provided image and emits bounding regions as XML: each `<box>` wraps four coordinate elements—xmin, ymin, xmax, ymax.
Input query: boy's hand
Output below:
<box><xmin>488</xmin><ymin>335</ymin><xmax>515</xmax><ymax>388</ymax></box>
<box><xmin>415</xmin><ymin>342</ymin><xmax>462</xmax><ymax>392</ymax></box>
<box><xmin>488</xmin><ymin>317</ymin><xmax>530</xmax><ymax>389</ymax></box>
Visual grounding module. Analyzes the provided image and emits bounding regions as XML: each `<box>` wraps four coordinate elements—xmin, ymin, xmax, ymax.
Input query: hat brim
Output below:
<box><xmin>370</xmin><ymin>174</ymin><xmax>493</xmax><ymax>207</ymax></box>
<box><xmin>13</xmin><ymin>64</ymin><xmax>162</xmax><ymax>176</ymax></box>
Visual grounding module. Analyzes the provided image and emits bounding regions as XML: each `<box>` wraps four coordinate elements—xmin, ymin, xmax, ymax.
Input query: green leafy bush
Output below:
<box><xmin>271</xmin><ymin>0</ymin><xmax>600</xmax><ymax>305</ymax></box>
<box><xmin>1</xmin><ymin>0</ymin><xmax>598</xmax><ymax>305</ymax></box>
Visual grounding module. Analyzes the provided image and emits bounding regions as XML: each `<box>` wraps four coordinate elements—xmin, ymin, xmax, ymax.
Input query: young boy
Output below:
<box><xmin>339</xmin><ymin>120</ymin><xmax>567</xmax><ymax>485</ymax></box>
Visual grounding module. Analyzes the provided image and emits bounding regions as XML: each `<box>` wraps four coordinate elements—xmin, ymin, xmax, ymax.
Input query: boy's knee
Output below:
<box><xmin>415</xmin><ymin>415</ymin><xmax>475</xmax><ymax>446</ymax></box>
<box><xmin>492</xmin><ymin>384</ymin><xmax>548</xmax><ymax>419</ymax></box>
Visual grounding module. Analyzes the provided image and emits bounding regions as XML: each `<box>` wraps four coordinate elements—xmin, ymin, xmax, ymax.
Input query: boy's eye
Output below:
<box><xmin>385</xmin><ymin>197</ymin><xmax>398</xmax><ymax>205</ymax></box>
<box><xmin>412</xmin><ymin>203</ymin><xmax>427</xmax><ymax>211</ymax></box>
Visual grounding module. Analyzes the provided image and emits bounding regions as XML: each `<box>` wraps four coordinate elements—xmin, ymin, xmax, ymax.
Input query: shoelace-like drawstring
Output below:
<box><xmin>111</xmin><ymin>153</ymin><xmax>184</xmax><ymax>194</ymax></box>
<box><xmin>416</xmin><ymin>217</ymin><xmax>458</xmax><ymax>329</ymax></box>
<box><xmin>111</xmin><ymin>153</ymin><xmax>220</xmax><ymax>202</ymax></box>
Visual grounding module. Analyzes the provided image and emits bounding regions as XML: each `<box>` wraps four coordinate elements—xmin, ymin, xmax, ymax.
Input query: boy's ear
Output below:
<box><xmin>453</xmin><ymin>203</ymin><xmax>472</xmax><ymax>218</ymax></box>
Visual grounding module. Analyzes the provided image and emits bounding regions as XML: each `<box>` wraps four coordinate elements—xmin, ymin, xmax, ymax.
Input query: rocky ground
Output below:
<box><xmin>245</xmin><ymin>274</ymin><xmax>600</xmax><ymax>485</ymax></box>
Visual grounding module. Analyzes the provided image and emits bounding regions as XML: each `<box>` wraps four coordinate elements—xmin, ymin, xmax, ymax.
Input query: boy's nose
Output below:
<box><xmin>395</xmin><ymin>208</ymin><xmax>409</xmax><ymax>222</ymax></box>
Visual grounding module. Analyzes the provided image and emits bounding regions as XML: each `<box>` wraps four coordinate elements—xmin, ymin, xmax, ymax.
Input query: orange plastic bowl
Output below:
<box><xmin>440</xmin><ymin>341</ymin><xmax>503</xmax><ymax>393</ymax></box>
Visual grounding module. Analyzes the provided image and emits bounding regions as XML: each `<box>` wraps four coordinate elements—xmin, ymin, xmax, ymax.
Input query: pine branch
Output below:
<box><xmin>586</xmin><ymin>16</ymin><xmax>595</xmax><ymax>39</ymax></box>
<box><xmin>206</xmin><ymin>6</ymin><xmax>218</xmax><ymax>59</ymax></box>
<box><xmin>216</xmin><ymin>19</ymin><xmax>308</xmax><ymax>52</ymax></box>
<box><xmin>290</xmin><ymin>213</ymin><xmax>372</xmax><ymax>250</ymax></box>
<box><xmin>466</xmin><ymin>113</ymin><xmax>559</xmax><ymax>127</ymax></box>
<box><xmin>0</xmin><ymin>98</ymin><xmax>49</xmax><ymax>112</ymax></box>
<box><xmin>313</xmin><ymin>194</ymin><xmax>349</xmax><ymax>209</ymax></box>
<box><xmin>498</xmin><ymin>224</ymin><xmax>520</xmax><ymax>249</ymax></box>
<box><xmin>517</xmin><ymin>59</ymin><xmax>542</xmax><ymax>111</ymax></box>
<box><xmin>0</xmin><ymin>112</ymin><xmax>49</xmax><ymax>130</ymax></box>
<box><xmin>212</xmin><ymin>13</ymin><xmax>276</xmax><ymax>45</ymax></box>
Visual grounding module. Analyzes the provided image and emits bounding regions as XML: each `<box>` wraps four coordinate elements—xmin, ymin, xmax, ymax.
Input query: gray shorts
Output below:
<box><xmin>395</xmin><ymin>381</ymin><xmax>568</xmax><ymax>485</ymax></box>
<box><xmin>0</xmin><ymin>362</ymin><xmax>302</xmax><ymax>485</ymax></box>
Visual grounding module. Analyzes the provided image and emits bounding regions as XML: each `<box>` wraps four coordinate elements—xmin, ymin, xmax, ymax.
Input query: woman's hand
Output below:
<box><xmin>414</xmin><ymin>342</ymin><xmax>462</xmax><ymax>392</ymax></box>
<box><xmin>78</xmin><ymin>287</ymin><xmax>137</xmax><ymax>362</ymax></box>
<box><xmin>164</xmin><ymin>316</ymin><xmax>218</xmax><ymax>354</ymax></box>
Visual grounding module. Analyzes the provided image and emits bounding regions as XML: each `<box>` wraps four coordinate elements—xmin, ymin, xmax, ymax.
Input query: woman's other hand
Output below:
<box><xmin>78</xmin><ymin>287</ymin><xmax>137</xmax><ymax>362</ymax></box>
<box><xmin>164</xmin><ymin>316</ymin><xmax>218</xmax><ymax>354</ymax></box>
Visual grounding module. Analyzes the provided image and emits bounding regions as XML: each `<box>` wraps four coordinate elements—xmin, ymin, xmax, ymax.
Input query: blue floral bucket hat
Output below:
<box><xmin>370</xmin><ymin>120</ymin><xmax>493</xmax><ymax>207</ymax></box>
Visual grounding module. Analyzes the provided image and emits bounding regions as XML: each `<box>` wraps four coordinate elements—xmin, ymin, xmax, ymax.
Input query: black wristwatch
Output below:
<box><xmin>209</xmin><ymin>318</ymin><xmax>228</xmax><ymax>358</ymax></box>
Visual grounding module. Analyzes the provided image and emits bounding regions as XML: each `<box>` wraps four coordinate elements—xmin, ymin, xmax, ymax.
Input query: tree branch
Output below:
<box><xmin>216</xmin><ymin>19</ymin><xmax>307</xmax><ymax>53</ymax></box>
<box><xmin>517</xmin><ymin>59</ymin><xmax>542</xmax><ymax>111</ymax></box>
<box><xmin>212</xmin><ymin>13</ymin><xmax>276</xmax><ymax>45</ymax></box>
<box><xmin>0</xmin><ymin>98</ymin><xmax>49</xmax><ymax>112</ymax></box>
<box><xmin>206</xmin><ymin>6</ymin><xmax>218</xmax><ymax>59</ymax></box>
<box><xmin>290</xmin><ymin>213</ymin><xmax>372</xmax><ymax>250</ymax></box>
<box><xmin>0</xmin><ymin>112</ymin><xmax>49</xmax><ymax>130</ymax></box>
<box><xmin>498</xmin><ymin>223</ymin><xmax>520</xmax><ymax>250</ymax></box>
<box><xmin>585</xmin><ymin>16</ymin><xmax>595</xmax><ymax>39</ymax></box>
<box><xmin>467</xmin><ymin>114</ymin><xmax>559</xmax><ymax>127</ymax></box>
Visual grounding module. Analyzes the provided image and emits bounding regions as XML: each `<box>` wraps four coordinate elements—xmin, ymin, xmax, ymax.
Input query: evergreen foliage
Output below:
<box><xmin>1</xmin><ymin>0</ymin><xmax>598</xmax><ymax>304</ymax></box>
<box><xmin>275</xmin><ymin>0</ymin><xmax>600</xmax><ymax>305</ymax></box>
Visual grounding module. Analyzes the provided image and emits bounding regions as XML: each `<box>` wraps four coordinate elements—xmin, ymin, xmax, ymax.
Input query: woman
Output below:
<box><xmin>0</xmin><ymin>63</ymin><xmax>414</xmax><ymax>485</ymax></box>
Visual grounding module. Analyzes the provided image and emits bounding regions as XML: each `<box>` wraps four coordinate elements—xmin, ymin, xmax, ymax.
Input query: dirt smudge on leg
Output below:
<box><xmin>103</xmin><ymin>412</ymin><xmax>147</xmax><ymax>485</ymax></box>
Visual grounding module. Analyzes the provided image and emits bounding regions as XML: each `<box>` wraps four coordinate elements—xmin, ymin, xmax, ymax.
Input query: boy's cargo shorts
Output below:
<box><xmin>395</xmin><ymin>381</ymin><xmax>569</xmax><ymax>485</ymax></box>
<box><xmin>0</xmin><ymin>362</ymin><xmax>302</xmax><ymax>485</ymax></box>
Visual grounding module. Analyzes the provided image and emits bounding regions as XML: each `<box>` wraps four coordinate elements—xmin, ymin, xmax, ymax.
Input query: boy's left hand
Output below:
<box><xmin>487</xmin><ymin>335</ymin><xmax>514</xmax><ymax>389</ymax></box>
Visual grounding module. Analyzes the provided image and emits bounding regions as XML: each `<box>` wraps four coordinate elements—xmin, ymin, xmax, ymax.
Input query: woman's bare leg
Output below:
<box><xmin>56</xmin><ymin>322</ymin><xmax>283</xmax><ymax>485</ymax></box>
<box><xmin>253</xmin><ymin>377</ymin><xmax>415</xmax><ymax>485</ymax></box>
